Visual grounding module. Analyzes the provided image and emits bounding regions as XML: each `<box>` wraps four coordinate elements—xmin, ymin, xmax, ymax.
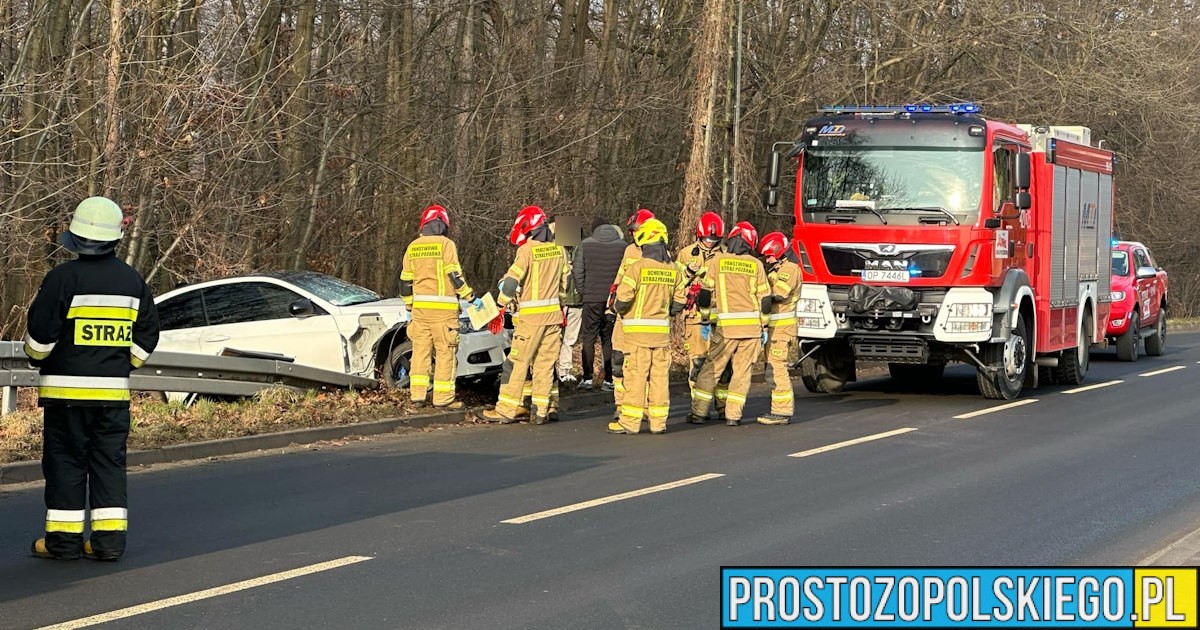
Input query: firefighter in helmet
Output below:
<box><xmin>26</xmin><ymin>197</ymin><xmax>160</xmax><ymax>561</ymax></box>
<box><xmin>483</xmin><ymin>205</ymin><xmax>568</xmax><ymax>424</ymax></box>
<box><xmin>399</xmin><ymin>204</ymin><xmax>479</xmax><ymax>409</ymax></box>
<box><xmin>687</xmin><ymin>221</ymin><xmax>772</xmax><ymax>426</ymax></box>
<box><xmin>756</xmin><ymin>232</ymin><xmax>803</xmax><ymax>425</ymax></box>
<box><xmin>608</xmin><ymin>208</ymin><xmax>655</xmax><ymax>421</ymax></box>
<box><xmin>608</xmin><ymin>219</ymin><xmax>689</xmax><ymax>434</ymax></box>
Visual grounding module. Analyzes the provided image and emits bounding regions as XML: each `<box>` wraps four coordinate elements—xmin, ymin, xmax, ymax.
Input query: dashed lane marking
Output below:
<box><xmin>787</xmin><ymin>427</ymin><xmax>918</xmax><ymax>458</ymax></box>
<box><xmin>1062</xmin><ymin>380</ymin><xmax>1123</xmax><ymax>394</ymax></box>
<box><xmin>501</xmin><ymin>473</ymin><xmax>726</xmax><ymax>524</ymax></box>
<box><xmin>1140</xmin><ymin>365</ymin><xmax>1187</xmax><ymax>377</ymax></box>
<box><xmin>953</xmin><ymin>399</ymin><xmax>1039</xmax><ymax>420</ymax></box>
<box><xmin>37</xmin><ymin>555</ymin><xmax>373</xmax><ymax>630</ymax></box>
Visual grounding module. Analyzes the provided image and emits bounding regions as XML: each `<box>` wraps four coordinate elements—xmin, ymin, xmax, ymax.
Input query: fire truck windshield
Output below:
<box><xmin>800</xmin><ymin>147</ymin><xmax>984</xmax><ymax>225</ymax></box>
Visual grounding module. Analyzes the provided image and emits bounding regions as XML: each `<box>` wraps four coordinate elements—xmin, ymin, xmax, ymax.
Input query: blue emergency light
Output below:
<box><xmin>818</xmin><ymin>103</ymin><xmax>982</xmax><ymax>115</ymax></box>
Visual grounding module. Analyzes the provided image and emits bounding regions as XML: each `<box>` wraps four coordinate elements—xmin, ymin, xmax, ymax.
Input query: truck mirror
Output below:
<box><xmin>1136</xmin><ymin>266</ymin><xmax>1158</xmax><ymax>280</ymax></box>
<box><xmin>766</xmin><ymin>150</ymin><xmax>782</xmax><ymax>188</ymax></box>
<box><xmin>763</xmin><ymin>189</ymin><xmax>779</xmax><ymax>208</ymax></box>
<box><xmin>1014</xmin><ymin>191</ymin><xmax>1031</xmax><ymax>210</ymax></box>
<box><xmin>1014</xmin><ymin>152</ymin><xmax>1031</xmax><ymax>190</ymax></box>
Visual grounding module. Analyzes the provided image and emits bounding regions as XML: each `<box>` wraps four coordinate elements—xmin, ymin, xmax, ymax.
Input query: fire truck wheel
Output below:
<box><xmin>1116</xmin><ymin>311</ymin><xmax>1140</xmax><ymax>362</ymax></box>
<box><xmin>977</xmin><ymin>314</ymin><xmax>1028</xmax><ymax>400</ymax></box>
<box><xmin>888</xmin><ymin>363</ymin><xmax>945</xmax><ymax>388</ymax></box>
<box><xmin>1054</xmin><ymin>308</ymin><xmax>1091</xmax><ymax>385</ymax></box>
<box><xmin>1145</xmin><ymin>308</ymin><xmax>1167</xmax><ymax>356</ymax></box>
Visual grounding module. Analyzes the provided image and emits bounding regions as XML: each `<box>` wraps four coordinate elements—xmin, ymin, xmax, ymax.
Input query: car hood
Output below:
<box><xmin>1110</xmin><ymin>273</ymin><xmax>1135</xmax><ymax>292</ymax></box>
<box><xmin>339</xmin><ymin>298</ymin><xmax>412</xmax><ymax>324</ymax></box>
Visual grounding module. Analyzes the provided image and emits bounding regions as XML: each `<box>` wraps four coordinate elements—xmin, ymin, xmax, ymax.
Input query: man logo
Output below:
<box><xmin>879</xmin><ymin>244</ymin><xmax>898</xmax><ymax>254</ymax></box>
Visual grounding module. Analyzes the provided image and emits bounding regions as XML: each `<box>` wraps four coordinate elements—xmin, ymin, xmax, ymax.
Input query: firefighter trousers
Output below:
<box><xmin>611</xmin><ymin>348</ymin><xmax>625</xmax><ymax>417</ymax></box>
<box><xmin>496</xmin><ymin>323</ymin><xmax>561</xmax><ymax>420</ymax></box>
<box><xmin>42</xmin><ymin>405</ymin><xmax>130</xmax><ymax>558</ymax></box>
<box><xmin>684</xmin><ymin>323</ymin><xmax>708</xmax><ymax>391</ymax></box>
<box><xmin>617</xmin><ymin>346</ymin><xmax>671</xmax><ymax>433</ymax></box>
<box><xmin>691</xmin><ymin>337</ymin><xmax>761</xmax><ymax>422</ymax></box>
<box><xmin>409</xmin><ymin>318</ymin><xmax>460</xmax><ymax>406</ymax></box>
<box><xmin>765</xmin><ymin>337</ymin><xmax>796</xmax><ymax>417</ymax></box>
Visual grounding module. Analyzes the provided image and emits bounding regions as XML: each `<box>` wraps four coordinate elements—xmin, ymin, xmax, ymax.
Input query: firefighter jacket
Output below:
<box><xmin>766</xmin><ymin>259</ymin><xmax>803</xmax><ymax>341</ymax></box>
<box><xmin>609</xmin><ymin>243</ymin><xmax>643</xmax><ymax>350</ymax></box>
<box><xmin>400</xmin><ymin>235</ymin><xmax>473</xmax><ymax>322</ymax></box>
<box><xmin>699</xmin><ymin>252</ymin><xmax>771</xmax><ymax>339</ymax></box>
<box><xmin>676</xmin><ymin>240</ymin><xmax>723</xmax><ymax>324</ymax></box>
<box><xmin>499</xmin><ymin>240</ymin><xmax>568</xmax><ymax>327</ymax></box>
<box><xmin>23</xmin><ymin>254</ymin><xmax>160</xmax><ymax>407</ymax></box>
<box><xmin>614</xmin><ymin>258</ymin><xmax>689</xmax><ymax>349</ymax></box>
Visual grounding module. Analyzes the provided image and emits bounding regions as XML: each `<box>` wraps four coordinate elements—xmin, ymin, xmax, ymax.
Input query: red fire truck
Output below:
<box><xmin>763</xmin><ymin>104</ymin><xmax>1115</xmax><ymax>400</ymax></box>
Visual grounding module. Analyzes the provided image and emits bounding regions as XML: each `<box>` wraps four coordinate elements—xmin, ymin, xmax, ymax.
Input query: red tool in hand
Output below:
<box><xmin>605</xmin><ymin>283</ymin><xmax>618</xmax><ymax>312</ymax></box>
<box><xmin>684</xmin><ymin>282</ymin><xmax>702</xmax><ymax>311</ymax></box>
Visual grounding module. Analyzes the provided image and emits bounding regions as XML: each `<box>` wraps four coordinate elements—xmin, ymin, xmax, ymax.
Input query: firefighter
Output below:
<box><xmin>756</xmin><ymin>232</ymin><xmax>803</xmax><ymax>426</ymax></box>
<box><xmin>483</xmin><ymin>205</ymin><xmax>568</xmax><ymax>424</ymax></box>
<box><xmin>608</xmin><ymin>208</ymin><xmax>655</xmax><ymax>420</ymax></box>
<box><xmin>399</xmin><ymin>205</ymin><xmax>479</xmax><ymax>410</ymax></box>
<box><xmin>677</xmin><ymin>210</ymin><xmax>731</xmax><ymax>418</ymax></box>
<box><xmin>26</xmin><ymin>197</ymin><xmax>160</xmax><ymax>561</ymax></box>
<box><xmin>608</xmin><ymin>219</ymin><xmax>688</xmax><ymax>435</ymax></box>
<box><xmin>687</xmin><ymin>221</ymin><xmax>772</xmax><ymax>427</ymax></box>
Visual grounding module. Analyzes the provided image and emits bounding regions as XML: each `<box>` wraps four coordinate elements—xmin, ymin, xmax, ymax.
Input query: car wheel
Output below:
<box><xmin>383</xmin><ymin>340</ymin><xmax>413</xmax><ymax>388</ymax></box>
<box><xmin>1145</xmin><ymin>308</ymin><xmax>1167</xmax><ymax>356</ymax></box>
<box><xmin>1116</xmin><ymin>311</ymin><xmax>1139</xmax><ymax>362</ymax></box>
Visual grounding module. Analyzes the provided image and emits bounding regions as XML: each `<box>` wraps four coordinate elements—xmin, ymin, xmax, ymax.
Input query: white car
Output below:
<box><xmin>154</xmin><ymin>271</ymin><xmax>508</xmax><ymax>388</ymax></box>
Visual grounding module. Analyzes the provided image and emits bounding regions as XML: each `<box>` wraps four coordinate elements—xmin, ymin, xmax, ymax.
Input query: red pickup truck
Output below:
<box><xmin>1106</xmin><ymin>240</ymin><xmax>1168</xmax><ymax>361</ymax></box>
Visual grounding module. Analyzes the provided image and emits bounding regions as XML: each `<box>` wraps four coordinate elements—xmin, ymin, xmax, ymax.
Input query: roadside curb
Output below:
<box><xmin>0</xmin><ymin>380</ymin><xmax>697</xmax><ymax>485</ymax></box>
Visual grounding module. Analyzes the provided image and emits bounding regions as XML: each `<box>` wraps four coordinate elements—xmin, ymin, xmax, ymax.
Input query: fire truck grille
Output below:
<box><xmin>820</xmin><ymin>247</ymin><xmax>952</xmax><ymax>279</ymax></box>
<box><xmin>850</xmin><ymin>337</ymin><xmax>930</xmax><ymax>364</ymax></box>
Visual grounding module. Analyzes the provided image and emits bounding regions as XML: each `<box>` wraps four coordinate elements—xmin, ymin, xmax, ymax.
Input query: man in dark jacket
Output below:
<box><xmin>26</xmin><ymin>196</ymin><xmax>160</xmax><ymax>561</ymax></box>
<box><xmin>572</xmin><ymin>217</ymin><xmax>626</xmax><ymax>389</ymax></box>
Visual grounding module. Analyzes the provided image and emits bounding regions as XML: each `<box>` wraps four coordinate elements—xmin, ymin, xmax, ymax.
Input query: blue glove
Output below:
<box><xmin>472</xmin><ymin>297</ymin><xmax>484</xmax><ymax>309</ymax></box>
<box><xmin>760</xmin><ymin>330</ymin><xmax>768</xmax><ymax>346</ymax></box>
<box><xmin>700</xmin><ymin>324</ymin><xmax>711</xmax><ymax>341</ymax></box>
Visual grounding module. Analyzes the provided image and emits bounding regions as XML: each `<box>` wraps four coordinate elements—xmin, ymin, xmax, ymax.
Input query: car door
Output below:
<box><xmin>1132</xmin><ymin>248</ymin><xmax>1157</xmax><ymax>325</ymax></box>
<box><xmin>197</xmin><ymin>282</ymin><xmax>348</xmax><ymax>372</ymax></box>
<box><xmin>154</xmin><ymin>289</ymin><xmax>207</xmax><ymax>354</ymax></box>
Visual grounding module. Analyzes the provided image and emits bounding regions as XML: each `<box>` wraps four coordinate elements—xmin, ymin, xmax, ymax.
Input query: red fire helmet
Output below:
<box><xmin>509</xmin><ymin>205</ymin><xmax>547</xmax><ymax>246</ymax></box>
<box><xmin>727</xmin><ymin>221</ymin><xmax>759</xmax><ymax>250</ymax></box>
<box><xmin>758</xmin><ymin>231</ymin><xmax>790</xmax><ymax>259</ymax></box>
<box><xmin>696</xmin><ymin>211</ymin><xmax>725</xmax><ymax>240</ymax></box>
<box><xmin>419</xmin><ymin>204</ymin><xmax>450</xmax><ymax>230</ymax></box>
<box><xmin>626</xmin><ymin>208</ymin><xmax>655</xmax><ymax>232</ymax></box>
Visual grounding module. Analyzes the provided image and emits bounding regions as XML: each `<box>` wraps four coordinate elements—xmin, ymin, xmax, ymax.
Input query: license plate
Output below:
<box><xmin>862</xmin><ymin>269</ymin><xmax>910</xmax><ymax>283</ymax></box>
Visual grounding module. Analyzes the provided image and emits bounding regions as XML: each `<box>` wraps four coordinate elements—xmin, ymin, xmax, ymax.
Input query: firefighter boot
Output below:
<box><xmin>756</xmin><ymin>414</ymin><xmax>791</xmax><ymax>426</ymax></box>
<box><xmin>434</xmin><ymin>401</ymin><xmax>465</xmax><ymax>411</ymax></box>
<box><xmin>481</xmin><ymin>408</ymin><xmax>518</xmax><ymax>424</ymax></box>
<box><xmin>83</xmin><ymin>539</ymin><xmax>121</xmax><ymax>562</ymax></box>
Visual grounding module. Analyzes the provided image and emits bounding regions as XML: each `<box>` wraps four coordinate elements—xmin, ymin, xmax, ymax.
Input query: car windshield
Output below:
<box><xmin>1112</xmin><ymin>251</ymin><xmax>1130</xmax><ymax>277</ymax></box>
<box><xmin>800</xmin><ymin>148</ymin><xmax>985</xmax><ymax>224</ymax></box>
<box><xmin>288</xmin><ymin>274</ymin><xmax>382</xmax><ymax>306</ymax></box>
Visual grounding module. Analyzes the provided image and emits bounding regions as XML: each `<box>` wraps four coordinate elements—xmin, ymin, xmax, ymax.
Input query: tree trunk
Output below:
<box><xmin>680</xmin><ymin>0</ymin><xmax>730</xmax><ymax>240</ymax></box>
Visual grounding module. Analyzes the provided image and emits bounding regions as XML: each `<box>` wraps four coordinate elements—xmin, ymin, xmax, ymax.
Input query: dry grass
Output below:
<box><xmin>0</xmin><ymin>387</ymin><xmax>440</xmax><ymax>465</ymax></box>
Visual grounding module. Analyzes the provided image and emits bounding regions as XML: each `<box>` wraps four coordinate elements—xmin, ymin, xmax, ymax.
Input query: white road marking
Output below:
<box><xmin>1140</xmin><ymin>365</ymin><xmax>1187</xmax><ymax>377</ymax></box>
<box><xmin>1062</xmin><ymin>380</ymin><xmax>1123</xmax><ymax>394</ymax></box>
<box><xmin>37</xmin><ymin>556</ymin><xmax>373</xmax><ymax>630</ymax></box>
<box><xmin>501</xmin><ymin>473</ymin><xmax>725</xmax><ymax>524</ymax></box>
<box><xmin>953</xmin><ymin>398</ymin><xmax>1038</xmax><ymax>420</ymax></box>
<box><xmin>787</xmin><ymin>428</ymin><xmax>918</xmax><ymax>458</ymax></box>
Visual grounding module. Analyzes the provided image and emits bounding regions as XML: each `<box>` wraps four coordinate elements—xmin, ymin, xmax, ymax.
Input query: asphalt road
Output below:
<box><xmin>4</xmin><ymin>333</ymin><xmax>1200</xmax><ymax>629</ymax></box>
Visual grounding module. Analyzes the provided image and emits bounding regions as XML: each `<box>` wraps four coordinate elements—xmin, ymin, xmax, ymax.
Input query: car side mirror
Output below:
<box><xmin>1136</xmin><ymin>266</ymin><xmax>1157</xmax><ymax>280</ymax></box>
<box><xmin>289</xmin><ymin>298</ymin><xmax>316</xmax><ymax>318</ymax></box>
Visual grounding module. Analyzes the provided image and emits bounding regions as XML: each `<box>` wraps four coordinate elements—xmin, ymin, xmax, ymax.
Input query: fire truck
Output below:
<box><xmin>762</xmin><ymin>104</ymin><xmax>1115</xmax><ymax>400</ymax></box>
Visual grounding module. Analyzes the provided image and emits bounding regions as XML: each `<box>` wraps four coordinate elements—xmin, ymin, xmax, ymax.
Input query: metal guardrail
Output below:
<box><xmin>0</xmin><ymin>341</ymin><xmax>378</xmax><ymax>415</ymax></box>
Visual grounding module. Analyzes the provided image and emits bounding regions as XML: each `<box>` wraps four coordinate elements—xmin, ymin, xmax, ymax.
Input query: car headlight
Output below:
<box><xmin>946</xmin><ymin>303</ymin><xmax>991</xmax><ymax>319</ymax></box>
<box><xmin>1110</xmin><ymin>291</ymin><xmax>1126</xmax><ymax>301</ymax></box>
